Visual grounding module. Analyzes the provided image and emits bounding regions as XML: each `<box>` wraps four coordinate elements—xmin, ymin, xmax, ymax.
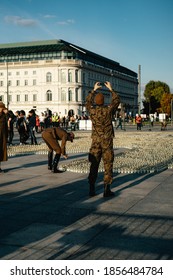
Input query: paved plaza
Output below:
<box><xmin>0</xmin><ymin>126</ymin><xmax>173</xmax><ymax>260</ymax></box>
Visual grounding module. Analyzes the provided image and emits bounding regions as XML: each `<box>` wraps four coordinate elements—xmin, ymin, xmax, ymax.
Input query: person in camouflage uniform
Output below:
<box><xmin>86</xmin><ymin>81</ymin><xmax>120</xmax><ymax>197</ymax></box>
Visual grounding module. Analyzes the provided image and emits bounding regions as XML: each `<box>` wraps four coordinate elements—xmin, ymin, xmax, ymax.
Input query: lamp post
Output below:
<box><xmin>6</xmin><ymin>57</ymin><xmax>9</xmax><ymax>109</ymax></box>
<box><xmin>148</xmin><ymin>96</ymin><xmax>151</xmax><ymax>130</ymax></box>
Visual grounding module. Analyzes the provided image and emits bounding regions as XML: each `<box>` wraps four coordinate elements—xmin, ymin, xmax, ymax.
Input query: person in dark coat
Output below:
<box><xmin>7</xmin><ymin>110</ymin><xmax>15</xmax><ymax>145</ymax></box>
<box><xmin>16</xmin><ymin>110</ymin><xmax>28</xmax><ymax>145</ymax></box>
<box><xmin>42</xmin><ymin>127</ymin><xmax>74</xmax><ymax>173</ymax></box>
<box><xmin>116</xmin><ymin>115</ymin><xmax>123</xmax><ymax>130</ymax></box>
<box><xmin>0</xmin><ymin>101</ymin><xmax>8</xmax><ymax>173</ymax></box>
<box><xmin>27</xmin><ymin>109</ymin><xmax>37</xmax><ymax>145</ymax></box>
<box><xmin>86</xmin><ymin>81</ymin><xmax>120</xmax><ymax>197</ymax></box>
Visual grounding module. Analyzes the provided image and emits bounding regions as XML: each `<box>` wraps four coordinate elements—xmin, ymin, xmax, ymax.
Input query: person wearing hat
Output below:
<box><xmin>86</xmin><ymin>81</ymin><xmax>120</xmax><ymax>197</ymax></box>
<box><xmin>42</xmin><ymin>127</ymin><xmax>74</xmax><ymax>173</ymax></box>
<box><xmin>0</xmin><ymin>101</ymin><xmax>8</xmax><ymax>173</ymax></box>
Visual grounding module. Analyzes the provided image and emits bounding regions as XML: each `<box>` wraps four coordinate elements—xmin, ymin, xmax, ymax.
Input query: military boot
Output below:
<box><xmin>52</xmin><ymin>154</ymin><xmax>64</xmax><ymax>173</ymax></box>
<box><xmin>103</xmin><ymin>184</ymin><xmax>114</xmax><ymax>197</ymax></box>
<box><xmin>48</xmin><ymin>151</ymin><xmax>53</xmax><ymax>170</ymax></box>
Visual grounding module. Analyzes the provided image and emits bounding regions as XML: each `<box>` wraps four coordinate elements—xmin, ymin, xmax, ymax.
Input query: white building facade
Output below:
<box><xmin>0</xmin><ymin>39</ymin><xmax>138</xmax><ymax>117</ymax></box>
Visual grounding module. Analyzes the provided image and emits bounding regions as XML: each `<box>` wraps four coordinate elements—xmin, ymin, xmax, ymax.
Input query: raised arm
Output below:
<box><xmin>86</xmin><ymin>82</ymin><xmax>102</xmax><ymax>111</ymax></box>
<box><xmin>105</xmin><ymin>81</ymin><xmax>120</xmax><ymax>109</ymax></box>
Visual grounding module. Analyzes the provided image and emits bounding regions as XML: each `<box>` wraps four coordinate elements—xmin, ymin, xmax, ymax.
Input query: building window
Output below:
<box><xmin>25</xmin><ymin>94</ymin><xmax>28</xmax><ymax>102</ymax></box>
<box><xmin>83</xmin><ymin>90</ymin><xmax>86</xmax><ymax>103</ymax></box>
<box><xmin>75</xmin><ymin>88</ymin><xmax>78</xmax><ymax>102</ymax></box>
<box><xmin>83</xmin><ymin>73</ymin><xmax>85</xmax><ymax>83</ymax></box>
<box><xmin>46</xmin><ymin>90</ymin><xmax>52</xmax><ymax>101</ymax></box>
<box><xmin>24</xmin><ymin>71</ymin><xmax>28</xmax><ymax>75</ymax></box>
<box><xmin>0</xmin><ymin>81</ymin><xmax>3</xmax><ymax>86</ymax></box>
<box><xmin>16</xmin><ymin>80</ymin><xmax>20</xmax><ymax>86</ymax></box>
<box><xmin>61</xmin><ymin>71</ymin><xmax>66</xmax><ymax>83</ymax></box>
<box><xmin>46</xmin><ymin>72</ymin><xmax>52</xmax><ymax>83</ymax></box>
<box><xmin>33</xmin><ymin>79</ymin><xmax>36</xmax><ymax>85</ymax></box>
<box><xmin>68</xmin><ymin>70</ymin><xmax>72</xmax><ymax>82</ymax></box>
<box><xmin>0</xmin><ymin>72</ymin><xmax>3</xmax><ymax>76</ymax></box>
<box><xmin>24</xmin><ymin>80</ymin><xmax>28</xmax><ymax>86</ymax></box>
<box><xmin>16</xmin><ymin>71</ymin><xmax>20</xmax><ymax>76</ymax></box>
<box><xmin>61</xmin><ymin>90</ymin><xmax>66</xmax><ymax>101</ymax></box>
<box><xmin>33</xmin><ymin>71</ymin><xmax>36</xmax><ymax>75</ymax></box>
<box><xmin>33</xmin><ymin>94</ymin><xmax>37</xmax><ymax>101</ymax></box>
<box><xmin>68</xmin><ymin>89</ymin><xmax>72</xmax><ymax>101</ymax></box>
<box><xmin>16</xmin><ymin>95</ymin><xmax>20</xmax><ymax>102</ymax></box>
<box><xmin>8</xmin><ymin>80</ymin><xmax>12</xmax><ymax>86</ymax></box>
<box><xmin>75</xmin><ymin>70</ymin><xmax>78</xmax><ymax>83</ymax></box>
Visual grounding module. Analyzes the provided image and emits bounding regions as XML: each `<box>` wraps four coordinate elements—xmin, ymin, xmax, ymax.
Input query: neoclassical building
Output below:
<box><xmin>0</xmin><ymin>39</ymin><xmax>138</xmax><ymax>116</ymax></box>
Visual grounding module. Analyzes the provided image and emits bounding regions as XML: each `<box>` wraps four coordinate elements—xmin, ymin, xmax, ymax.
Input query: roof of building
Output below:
<box><xmin>0</xmin><ymin>39</ymin><xmax>137</xmax><ymax>78</ymax></box>
<box><xmin>0</xmin><ymin>39</ymin><xmax>69</xmax><ymax>55</ymax></box>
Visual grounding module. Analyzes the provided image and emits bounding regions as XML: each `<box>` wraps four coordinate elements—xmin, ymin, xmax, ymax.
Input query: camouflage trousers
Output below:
<box><xmin>88</xmin><ymin>137</ymin><xmax>114</xmax><ymax>185</ymax></box>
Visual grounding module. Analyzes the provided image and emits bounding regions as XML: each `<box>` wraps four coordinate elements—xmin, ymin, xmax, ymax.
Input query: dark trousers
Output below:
<box><xmin>8</xmin><ymin>130</ymin><xmax>14</xmax><ymax>144</ymax></box>
<box><xmin>29</xmin><ymin>127</ymin><xmax>37</xmax><ymax>144</ymax></box>
<box><xmin>137</xmin><ymin>123</ymin><xmax>141</xmax><ymax>130</ymax></box>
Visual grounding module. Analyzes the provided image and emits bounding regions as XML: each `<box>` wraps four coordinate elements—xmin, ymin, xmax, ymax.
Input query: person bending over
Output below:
<box><xmin>42</xmin><ymin>127</ymin><xmax>74</xmax><ymax>173</ymax></box>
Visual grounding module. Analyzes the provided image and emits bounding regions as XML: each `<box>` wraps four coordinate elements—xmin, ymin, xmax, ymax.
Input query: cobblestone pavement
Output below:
<box><xmin>0</xmin><ymin>128</ymin><xmax>173</xmax><ymax>260</ymax></box>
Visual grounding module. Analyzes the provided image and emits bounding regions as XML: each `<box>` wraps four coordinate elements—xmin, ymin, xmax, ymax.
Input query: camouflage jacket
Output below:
<box><xmin>86</xmin><ymin>89</ymin><xmax>120</xmax><ymax>139</ymax></box>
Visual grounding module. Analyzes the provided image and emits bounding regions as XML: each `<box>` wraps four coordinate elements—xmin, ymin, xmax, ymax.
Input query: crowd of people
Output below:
<box><xmin>3</xmin><ymin>105</ymin><xmax>163</xmax><ymax>149</ymax></box>
<box><xmin>4</xmin><ymin>109</ymin><xmax>87</xmax><ymax>147</ymax></box>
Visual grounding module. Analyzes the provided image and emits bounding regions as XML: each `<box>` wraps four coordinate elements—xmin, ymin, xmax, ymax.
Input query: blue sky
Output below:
<box><xmin>0</xmin><ymin>0</ymin><xmax>173</xmax><ymax>94</ymax></box>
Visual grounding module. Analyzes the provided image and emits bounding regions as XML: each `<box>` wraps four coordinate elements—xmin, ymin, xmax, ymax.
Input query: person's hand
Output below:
<box><xmin>105</xmin><ymin>81</ymin><xmax>113</xmax><ymax>91</ymax></box>
<box><xmin>93</xmin><ymin>82</ymin><xmax>102</xmax><ymax>91</ymax></box>
<box><xmin>63</xmin><ymin>154</ymin><xmax>68</xmax><ymax>159</ymax></box>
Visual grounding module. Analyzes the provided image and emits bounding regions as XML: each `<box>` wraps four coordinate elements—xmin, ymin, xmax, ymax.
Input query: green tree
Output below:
<box><xmin>160</xmin><ymin>93</ymin><xmax>173</xmax><ymax>116</ymax></box>
<box><xmin>143</xmin><ymin>80</ymin><xmax>170</xmax><ymax>114</ymax></box>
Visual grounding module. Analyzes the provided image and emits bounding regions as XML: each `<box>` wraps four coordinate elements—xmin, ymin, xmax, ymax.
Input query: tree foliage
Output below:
<box><xmin>143</xmin><ymin>80</ymin><xmax>171</xmax><ymax>115</ymax></box>
<box><xmin>160</xmin><ymin>93</ymin><xmax>173</xmax><ymax>115</ymax></box>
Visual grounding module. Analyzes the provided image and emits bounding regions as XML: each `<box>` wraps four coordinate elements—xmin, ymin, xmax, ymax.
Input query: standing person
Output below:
<box><xmin>14</xmin><ymin>110</ymin><xmax>20</xmax><ymax>127</ymax></box>
<box><xmin>7</xmin><ymin>110</ymin><xmax>15</xmax><ymax>146</ymax></box>
<box><xmin>150</xmin><ymin>114</ymin><xmax>154</xmax><ymax>127</ymax></box>
<box><xmin>44</xmin><ymin>112</ymin><xmax>51</xmax><ymax>128</ymax></box>
<box><xmin>42</xmin><ymin>127</ymin><xmax>74</xmax><ymax>173</ymax></box>
<box><xmin>27</xmin><ymin>109</ymin><xmax>37</xmax><ymax>145</ymax></box>
<box><xmin>39</xmin><ymin>112</ymin><xmax>45</xmax><ymax>131</ymax></box>
<box><xmin>52</xmin><ymin>113</ymin><xmax>60</xmax><ymax>127</ymax></box>
<box><xmin>65</xmin><ymin>116</ymin><xmax>69</xmax><ymax>130</ymax></box>
<box><xmin>62</xmin><ymin>116</ymin><xmax>66</xmax><ymax>127</ymax></box>
<box><xmin>35</xmin><ymin>115</ymin><xmax>40</xmax><ymax>133</ymax></box>
<box><xmin>16</xmin><ymin>110</ymin><xmax>29</xmax><ymax>145</ymax></box>
<box><xmin>0</xmin><ymin>101</ymin><xmax>8</xmax><ymax>173</ymax></box>
<box><xmin>86</xmin><ymin>81</ymin><xmax>120</xmax><ymax>197</ymax></box>
<box><xmin>135</xmin><ymin>114</ymin><xmax>142</xmax><ymax>130</ymax></box>
<box><xmin>116</xmin><ymin>115</ymin><xmax>123</xmax><ymax>130</ymax></box>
